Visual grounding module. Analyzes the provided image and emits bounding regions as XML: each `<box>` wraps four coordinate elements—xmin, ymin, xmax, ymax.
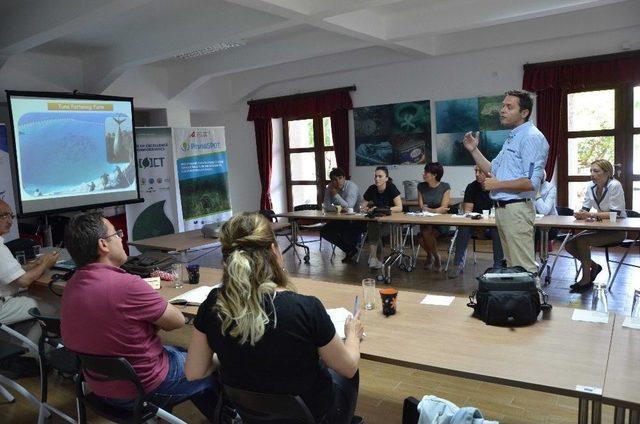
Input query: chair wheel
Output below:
<box><xmin>544</xmin><ymin>275</ymin><xmax>551</xmax><ymax>285</ymax></box>
<box><xmin>405</xmin><ymin>265</ymin><xmax>414</xmax><ymax>272</ymax></box>
<box><xmin>376</xmin><ymin>274</ymin><xmax>386</xmax><ymax>282</ymax></box>
<box><xmin>399</xmin><ymin>264</ymin><xmax>406</xmax><ymax>271</ymax></box>
<box><xmin>303</xmin><ymin>255</ymin><xmax>310</xmax><ymax>263</ymax></box>
<box><xmin>384</xmin><ymin>276</ymin><xmax>391</xmax><ymax>284</ymax></box>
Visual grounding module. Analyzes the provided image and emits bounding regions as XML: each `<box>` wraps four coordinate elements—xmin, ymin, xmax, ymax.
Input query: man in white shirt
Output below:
<box><xmin>0</xmin><ymin>199</ymin><xmax>59</xmax><ymax>341</ymax></box>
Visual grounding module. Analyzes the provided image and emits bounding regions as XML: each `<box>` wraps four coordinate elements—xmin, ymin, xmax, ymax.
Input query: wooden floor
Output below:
<box><xmin>2</xmin><ymin>236</ymin><xmax>637</xmax><ymax>423</ymax></box>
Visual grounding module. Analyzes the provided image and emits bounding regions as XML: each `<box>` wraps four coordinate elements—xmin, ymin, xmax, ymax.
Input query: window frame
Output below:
<box><xmin>283</xmin><ymin>116</ymin><xmax>334</xmax><ymax>211</ymax></box>
<box><xmin>557</xmin><ymin>81</ymin><xmax>640</xmax><ymax>209</ymax></box>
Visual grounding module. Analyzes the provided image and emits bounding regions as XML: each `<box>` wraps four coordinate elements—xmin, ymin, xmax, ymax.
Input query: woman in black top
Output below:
<box><xmin>185</xmin><ymin>213</ymin><xmax>364</xmax><ymax>424</ymax></box>
<box><xmin>417</xmin><ymin>162</ymin><xmax>451</xmax><ymax>271</ymax></box>
<box><xmin>360</xmin><ymin>166</ymin><xmax>403</xmax><ymax>269</ymax></box>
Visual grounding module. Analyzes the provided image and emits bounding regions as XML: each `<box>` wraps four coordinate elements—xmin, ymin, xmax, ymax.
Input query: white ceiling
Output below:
<box><xmin>0</xmin><ymin>0</ymin><xmax>637</xmax><ymax>98</ymax></box>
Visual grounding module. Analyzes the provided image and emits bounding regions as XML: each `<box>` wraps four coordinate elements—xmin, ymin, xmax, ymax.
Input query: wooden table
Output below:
<box><xmin>166</xmin><ymin>267</ymin><xmax>614</xmax><ymax>424</ymax></box>
<box><xmin>602</xmin><ymin>317</ymin><xmax>640</xmax><ymax>424</ymax></box>
<box><xmin>128</xmin><ymin>223</ymin><xmax>291</xmax><ymax>253</ymax></box>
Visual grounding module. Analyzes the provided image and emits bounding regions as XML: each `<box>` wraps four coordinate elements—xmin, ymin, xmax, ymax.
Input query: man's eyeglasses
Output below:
<box><xmin>0</xmin><ymin>212</ymin><xmax>15</xmax><ymax>220</ymax></box>
<box><xmin>102</xmin><ymin>229</ymin><xmax>124</xmax><ymax>240</ymax></box>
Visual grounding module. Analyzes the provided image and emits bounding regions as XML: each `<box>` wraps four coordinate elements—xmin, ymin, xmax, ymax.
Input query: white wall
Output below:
<box><xmin>207</xmin><ymin>25</ymin><xmax>639</xmax><ymax>204</ymax></box>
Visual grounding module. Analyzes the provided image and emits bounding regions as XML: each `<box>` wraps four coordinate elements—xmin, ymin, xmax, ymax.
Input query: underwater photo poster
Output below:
<box><xmin>354</xmin><ymin>100</ymin><xmax>431</xmax><ymax>166</ymax></box>
<box><xmin>435</xmin><ymin>95</ymin><xmax>510</xmax><ymax>166</ymax></box>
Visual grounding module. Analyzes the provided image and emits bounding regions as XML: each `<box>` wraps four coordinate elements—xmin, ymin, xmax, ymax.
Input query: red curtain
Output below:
<box><xmin>248</xmin><ymin>88</ymin><xmax>354</xmax><ymax>208</ymax></box>
<box><xmin>330</xmin><ymin>109</ymin><xmax>350</xmax><ymax>179</ymax></box>
<box><xmin>523</xmin><ymin>53</ymin><xmax>640</xmax><ymax>179</ymax></box>
<box><xmin>247</xmin><ymin>90</ymin><xmax>352</xmax><ymax>120</ymax></box>
<box><xmin>253</xmin><ymin>118</ymin><xmax>273</xmax><ymax>210</ymax></box>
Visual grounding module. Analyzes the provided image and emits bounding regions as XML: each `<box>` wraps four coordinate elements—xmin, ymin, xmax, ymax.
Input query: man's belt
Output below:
<box><xmin>493</xmin><ymin>198</ymin><xmax>530</xmax><ymax>208</ymax></box>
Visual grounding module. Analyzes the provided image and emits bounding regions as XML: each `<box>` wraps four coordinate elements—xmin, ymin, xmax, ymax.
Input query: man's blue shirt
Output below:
<box><xmin>490</xmin><ymin>121</ymin><xmax>549</xmax><ymax>201</ymax></box>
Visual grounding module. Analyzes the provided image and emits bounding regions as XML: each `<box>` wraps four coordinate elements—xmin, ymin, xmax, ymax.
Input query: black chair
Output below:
<box><xmin>73</xmin><ymin>352</ymin><xmax>187</xmax><ymax>424</ymax></box>
<box><xmin>223</xmin><ymin>384</ymin><xmax>364</xmax><ymax>424</ymax></box>
<box><xmin>546</xmin><ymin>206</ymin><xmax>579</xmax><ymax>283</ymax></box>
<box><xmin>0</xmin><ymin>324</ymin><xmax>51</xmax><ymax>422</ymax></box>
<box><xmin>27</xmin><ymin>308</ymin><xmax>77</xmax><ymax>424</ymax></box>
<box><xmin>293</xmin><ymin>204</ymin><xmax>325</xmax><ymax>249</ymax></box>
<box><xmin>605</xmin><ymin>209</ymin><xmax>640</xmax><ymax>290</ymax></box>
<box><xmin>402</xmin><ymin>396</ymin><xmax>420</xmax><ymax>424</ymax></box>
<box><xmin>259</xmin><ymin>209</ymin><xmax>301</xmax><ymax>261</ymax></box>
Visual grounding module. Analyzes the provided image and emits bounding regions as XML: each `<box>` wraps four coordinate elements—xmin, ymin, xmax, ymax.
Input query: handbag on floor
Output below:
<box><xmin>467</xmin><ymin>266</ymin><xmax>552</xmax><ymax>326</ymax></box>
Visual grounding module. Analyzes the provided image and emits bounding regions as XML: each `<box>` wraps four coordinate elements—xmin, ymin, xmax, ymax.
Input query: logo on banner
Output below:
<box><xmin>180</xmin><ymin>140</ymin><xmax>221</xmax><ymax>152</ymax></box>
<box><xmin>138</xmin><ymin>157</ymin><xmax>166</xmax><ymax>168</ymax></box>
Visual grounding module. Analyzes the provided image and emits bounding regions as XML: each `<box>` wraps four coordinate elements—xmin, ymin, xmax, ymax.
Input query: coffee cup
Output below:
<box><xmin>380</xmin><ymin>288</ymin><xmax>398</xmax><ymax>317</ymax></box>
<box><xmin>482</xmin><ymin>210</ymin><xmax>490</xmax><ymax>219</ymax></box>
<box><xmin>609</xmin><ymin>211</ymin><xmax>617</xmax><ymax>223</ymax></box>
<box><xmin>346</xmin><ymin>207</ymin><xmax>354</xmax><ymax>214</ymax></box>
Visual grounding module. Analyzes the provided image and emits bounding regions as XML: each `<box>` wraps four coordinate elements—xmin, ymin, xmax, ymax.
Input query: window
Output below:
<box><xmin>283</xmin><ymin>117</ymin><xmax>336</xmax><ymax>209</ymax></box>
<box><xmin>559</xmin><ymin>83</ymin><xmax>640</xmax><ymax>210</ymax></box>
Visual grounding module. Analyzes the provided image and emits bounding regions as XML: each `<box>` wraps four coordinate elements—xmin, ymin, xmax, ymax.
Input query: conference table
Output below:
<box><xmin>278</xmin><ymin>210</ymin><xmax>640</xmax><ymax>287</ymax></box>
<box><xmin>163</xmin><ymin>267</ymin><xmax>618</xmax><ymax>424</ymax></box>
<box><xmin>127</xmin><ymin>222</ymin><xmax>291</xmax><ymax>253</ymax></box>
<box><xmin>35</xmin><ymin>266</ymin><xmax>640</xmax><ymax>423</ymax></box>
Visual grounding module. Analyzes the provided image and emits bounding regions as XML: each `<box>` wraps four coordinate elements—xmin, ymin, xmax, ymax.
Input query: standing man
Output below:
<box><xmin>447</xmin><ymin>166</ymin><xmax>505</xmax><ymax>278</ymax></box>
<box><xmin>0</xmin><ymin>199</ymin><xmax>59</xmax><ymax>342</ymax></box>
<box><xmin>321</xmin><ymin>168</ymin><xmax>364</xmax><ymax>263</ymax></box>
<box><xmin>61</xmin><ymin>212</ymin><xmax>219</xmax><ymax>420</ymax></box>
<box><xmin>463</xmin><ymin>90</ymin><xmax>548</xmax><ymax>274</ymax></box>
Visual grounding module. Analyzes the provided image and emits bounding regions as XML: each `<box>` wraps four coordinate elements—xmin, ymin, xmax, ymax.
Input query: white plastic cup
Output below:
<box><xmin>362</xmin><ymin>278</ymin><xmax>376</xmax><ymax>310</ymax></box>
<box><xmin>609</xmin><ymin>211</ymin><xmax>617</xmax><ymax>223</ymax></box>
<box><xmin>482</xmin><ymin>210</ymin><xmax>490</xmax><ymax>219</ymax></box>
<box><xmin>346</xmin><ymin>207</ymin><xmax>354</xmax><ymax>214</ymax></box>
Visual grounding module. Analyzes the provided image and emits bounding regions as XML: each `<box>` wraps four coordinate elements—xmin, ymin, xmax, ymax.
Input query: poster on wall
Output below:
<box><xmin>435</xmin><ymin>95</ymin><xmax>509</xmax><ymax>166</ymax></box>
<box><xmin>0</xmin><ymin>124</ymin><xmax>19</xmax><ymax>241</ymax></box>
<box><xmin>125</xmin><ymin>127</ymin><xmax>179</xmax><ymax>254</ymax></box>
<box><xmin>173</xmin><ymin>127</ymin><xmax>232</xmax><ymax>231</ymax></box>
<box><xmin>354</xmin><ymin>100</ymin><xmax>431</xmax><ymax>166</ymax></box>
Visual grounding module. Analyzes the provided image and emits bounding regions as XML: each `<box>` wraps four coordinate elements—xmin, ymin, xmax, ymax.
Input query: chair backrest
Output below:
<box><xmin>28</xmin><ymin>307</ymin><xmax>61</xmax><ymax>337</ymax></box>
<box><xmin>223</xmin><ymin>384</ymin><xmax>316</xmax><ymax>424</ymax></box>
<box><xmin>556</xmin><ymin>206</ymin><xmax>574</xmax><ymax>216</ymax></box>
<box><xmin>627</xmin><ymin>209</ymin><xmax>640</xmax><ymax>218</ymax></box>
<box><xmin>259</xmin><ymin>209</ymin><xmax>278</xmax><ymax>222</ymax></box>
<box><xmin>293</xmin><ymin>204</ymin><xmax>321</xmax><ymax>212</ymax></box>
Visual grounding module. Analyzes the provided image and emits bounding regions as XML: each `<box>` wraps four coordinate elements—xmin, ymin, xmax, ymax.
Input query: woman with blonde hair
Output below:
<box><xmin>567</xmin><ymin>159</ymin><xmax>626</xmax><ymax>292</ymax></box>
<box><xmin>185</xmin><ymin>212</ymin><xmax>363</xmax><ymax>424</ymax></box>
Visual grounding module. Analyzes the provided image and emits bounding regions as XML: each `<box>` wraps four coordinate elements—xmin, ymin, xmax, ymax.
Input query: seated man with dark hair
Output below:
<box><xmin>447</xmin><ymin>167</ymin><xmax>505</xmax><ymax>279</ymax></box>
<box><xmin>320</xmin><ymin>168</ymin><xmax>364</xmax><ymax>263</ymax></box>
<box><xmin>60</xmin><ymin>212</ymin><xmax>219</xmax><ymax>420</ymax></box>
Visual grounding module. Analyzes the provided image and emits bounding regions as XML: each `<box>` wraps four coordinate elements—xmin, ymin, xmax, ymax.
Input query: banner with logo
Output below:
<box><xmin>172</xmin><ymin>127</ymin><xmax>232</xmax><ymax>231</ymax></box>
<box><xmin>125</xmin><ymin>127</ymin><xmax>179</xmax><ymax>254</ymax></box>
<box><xmin>0</xmin><ymin>124</ymin><xmax>19</xmax><ymax>241</ymax></box>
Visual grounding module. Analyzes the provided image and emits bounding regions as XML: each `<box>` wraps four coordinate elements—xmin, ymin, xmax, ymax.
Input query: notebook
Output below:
<box><xmin>326</xmin><ymin>307</ymin><xmax>352</xmax><ymax>339</ymax></box>
<box><xmin>169</xmin><ymin>283</ymin><xmax>221</xmax><ymax>306</ymax></box>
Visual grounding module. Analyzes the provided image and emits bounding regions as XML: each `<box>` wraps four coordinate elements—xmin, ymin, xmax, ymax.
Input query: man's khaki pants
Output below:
<box><xmin>495</xmin><ymin>200</ymin><xmax>538</xmax><ymax>274</ymax></box>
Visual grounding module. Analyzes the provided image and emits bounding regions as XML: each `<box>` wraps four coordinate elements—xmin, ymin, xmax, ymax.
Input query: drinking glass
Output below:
<box><xmin>362</xmin><ymin>278</ymin><xmax>376</xmax><ymax>310</ymax></box>
<box><xmin>335</xmin><ymin>204</ymin><xmax>342</xmax><ymax>214</ymax></box>
<box><xmin>171</xmin><ymin>263</ymin><xmax>184</xmax><ymax>289</ymax></box>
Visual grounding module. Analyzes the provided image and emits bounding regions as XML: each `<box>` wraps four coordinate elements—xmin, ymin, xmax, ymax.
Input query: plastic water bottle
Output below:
<box><xmin>490</xmin><ymin>207</ymin><xmax>496</xmax><ymax>218</ymax></box>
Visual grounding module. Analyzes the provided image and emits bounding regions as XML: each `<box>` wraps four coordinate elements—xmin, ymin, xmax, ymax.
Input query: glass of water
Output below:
<box><xmin>362</xmin><ymin>278</ymin><xmax>376</xmax><ymax>310</ymax></box>
<box><xmin>171</xmin><ymin>263</ymin><xmax>184</xmax><ymax>289</ymax></box>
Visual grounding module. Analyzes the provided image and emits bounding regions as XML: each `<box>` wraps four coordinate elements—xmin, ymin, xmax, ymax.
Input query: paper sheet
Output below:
<box><xmin>405</xmin><ymin>211</ymin><xmax>440</xmax><ymax>217</ymax></box>
<box><xmin>571</xmin><ymin>309</ymin><xmax>609</xmax><ymax>323</ymax></box>
<box><xmin>326</xmin><ymin>307</ymin><xmax>352</xmax><ymax>339</ymax></box>
<box><xmin>622</xmin><ymin>316</ymin><xmax>640</xmax><ymax>329</ymax></box>
<box><xmin>420</xmin><ymin>294</ymin><xmax>455</xmax><ymax>306</ymax></box>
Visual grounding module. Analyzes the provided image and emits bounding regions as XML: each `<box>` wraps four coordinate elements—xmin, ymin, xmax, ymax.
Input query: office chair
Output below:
<box><xmin>546</xmin><ymin>206</ymin><xmax>579</xmax><ymax>284</ymax></box>
<box><xmin>606</xmin><ymin>209</ymin><xmax>640</xmax><ymax>291</ymax></box>
<box><xmin>223</xmin><ymin>384</ymin><xmax>364</xmax><ymax>424</ymax></box>
<box><xmin>259</xmin><ymin>209</ymin><xmax>302</xmax><ymax>262</ymax></box>
<box><xmin>293</xmin><ymin>204</ymin><xmax>325</xmax><ymax>249</ymax></box>
<box><xmin>27</xmin><ymin>308</ymin><xmax>78</xmax><ymax>424</ymax></box>
<box><xmin>73</xmin><ymin>352</ymin><xmax>187</xmax><ymax>424</ymax></box>
<box><xmin>0</xmin><ymin>324</ymin><xmax>51</xmax><ymax>422</ymax></box>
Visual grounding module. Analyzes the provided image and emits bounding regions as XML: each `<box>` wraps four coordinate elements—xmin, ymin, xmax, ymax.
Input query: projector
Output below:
<box><xmin>201</xmin><ymin>222</ymin><xmax>223</xmax><ymax>238</ymax></box>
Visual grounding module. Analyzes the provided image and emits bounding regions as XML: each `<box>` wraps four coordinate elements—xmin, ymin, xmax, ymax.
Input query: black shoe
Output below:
<box><xmin>570</xmin><ymin>282</ymin><xmax>594</xmax><ymax>293</ymax></box>
<box><xmin>341</xmin><ymin>250</ymin><xmax>357</xmax><ymax>263</ymax></box>
<box><xmin>590</xmin><ymin>263</ymin><xmax>603</xmax><ymax>283</ymax></box>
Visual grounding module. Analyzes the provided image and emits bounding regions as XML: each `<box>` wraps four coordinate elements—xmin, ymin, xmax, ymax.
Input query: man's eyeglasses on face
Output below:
<box><xmin>102</xmin><ymin>229</ymin><xmax>124</xmax><ymax>240</ymax></box>
<box><xmin>0</xmin><ymin>212</ymin><xmax>15</xmax><ymax>220</ymax></box>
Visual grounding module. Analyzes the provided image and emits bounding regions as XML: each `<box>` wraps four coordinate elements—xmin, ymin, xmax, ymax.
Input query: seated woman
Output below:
<box><xmin>417</xmin><ymin>162</ymin><xmax>451</xmax><ymax>271</ymax></box>
<box><xmin>566</xmin><ymin>159</ymin><xmax>626</xmax><ymax>292</ymax></box>
<box><xmin>185</xmin><ymin>213</ymin><xmax>364</xmax><ymax>424</ymax></box>
<box><xmin>360</xmin><ymin>166</ymin><xmax>403</xmax><ymax>269</ymax></box>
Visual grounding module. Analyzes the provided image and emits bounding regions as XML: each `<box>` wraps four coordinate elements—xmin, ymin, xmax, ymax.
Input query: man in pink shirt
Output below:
<box><xmin>61</xmin><ymin>213</ymin><xmax>218</xmax><ymax>419</ymax></box>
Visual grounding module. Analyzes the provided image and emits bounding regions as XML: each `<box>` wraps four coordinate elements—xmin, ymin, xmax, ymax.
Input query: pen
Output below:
<box><xmin>353</xmin><ymin>295</ymin><xmax>360</xmax><ymax>317</ymax></box>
